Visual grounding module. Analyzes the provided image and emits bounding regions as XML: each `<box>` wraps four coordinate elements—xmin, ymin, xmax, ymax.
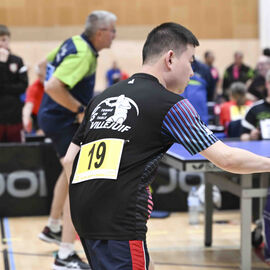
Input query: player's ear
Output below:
<box><xmin>165</xmin><ymin>50</ymin><xmax>174</xmax><ymax>70</ymax></box>
<box><xmin>95</xmin><ymin>29</ymin><xmax>103</xmax><ymax>39</ymax></box>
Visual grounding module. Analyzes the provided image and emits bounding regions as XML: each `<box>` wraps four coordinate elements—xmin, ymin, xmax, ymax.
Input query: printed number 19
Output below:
<box><xmin>88</xmin><ymin>142</ymin><xmax>106</xmax><ymax>170</ymax></box>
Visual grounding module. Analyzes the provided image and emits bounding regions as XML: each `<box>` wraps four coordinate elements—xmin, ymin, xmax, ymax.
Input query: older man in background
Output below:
<box><xmin>37</xmin><ymin>10</ymin><xmax>117</xmax><ymax>270</ymax></box>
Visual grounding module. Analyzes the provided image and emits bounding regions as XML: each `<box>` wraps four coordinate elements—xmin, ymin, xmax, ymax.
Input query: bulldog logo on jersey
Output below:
<box><xmin>90</xmin><ymin>95</ymin><xmax>139</xmax><ymax>132</ymax></box>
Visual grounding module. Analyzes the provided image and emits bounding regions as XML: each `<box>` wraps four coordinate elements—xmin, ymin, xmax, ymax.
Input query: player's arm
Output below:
<box><xmin>45</xmin><ymin>76</ymin><xmax>81</xmax><ymax>113</ymax></box>
<box><xmin>22</xmin><ymin>101</ymin><xmax>34</xmax><ymax>132</ymax></box>
<box><xmin>37</xmin><ymin>59</ymin><xmax>47</xmax><ymax>81</ymax></box>
<box><xmin>38</xmin><ymin>52</ymin><xmax>81</xmax><ymax>111</ymax></box>
<box><xmin>45</xmin><ymin>48</ymin><xmax>91</xmax><ymax>113</ymax></box>
<box><xmin>63</xmin><ymin>143</ymin><xmax>80</xmax><ymax>181</ymax></box>
<box><xmin>162</xmin><ymin>99</ymin><xmax>270</xmax><ymax>174</ymax></box>
<box><xmin>240</xmin><ymin>105</ymin><xmax>260</xmax><ymax>141</ymax></box>
<box><xmin>37</xmin><ymin>44</ymin><xmax>61</xmax><ymax>79</ymax></box>
<box><xmin>63</xmin><ymin>102</ymin><xmax>91</xmax><ymax>182</ymax></box>
<box><xmin>200</xmin><ymin>140</ymin><xmax>270</xmax><ymax>174</ymax></box>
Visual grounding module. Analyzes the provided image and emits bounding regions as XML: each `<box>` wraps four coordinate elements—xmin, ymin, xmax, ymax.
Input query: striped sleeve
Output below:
<box><xmin>161</xmin><ymin>99</ymin><xmax>218</xmax><ymax>155</ymax></box>
<box><xmin>241</xmin><ymin>106</ymin><xmax>257</xmax><ymax>133</ymax></box>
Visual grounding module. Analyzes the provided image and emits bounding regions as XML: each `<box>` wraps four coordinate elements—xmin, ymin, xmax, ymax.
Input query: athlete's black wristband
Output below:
<box><xmin>77</xmin><ymin>105</ymin><xmax>85</xmax><ymax>114</ymax></box>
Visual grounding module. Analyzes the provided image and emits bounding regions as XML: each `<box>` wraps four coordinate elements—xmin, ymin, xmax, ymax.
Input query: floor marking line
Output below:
<box><xmin>3</xmin><ymin>218</ymin><xmax>16</xmax><ymax>270</ymax></box>
<box><xmin>1</xmin><ymin>218</ymin><xmax>6</xmax><ymax>245</ymax></box>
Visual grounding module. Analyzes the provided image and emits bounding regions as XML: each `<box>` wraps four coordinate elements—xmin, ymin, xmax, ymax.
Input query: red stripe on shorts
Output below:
<box><xmin>129</xmin><ymin>240</ymin><xmax>146</xmax><ymax>270</ymax></box>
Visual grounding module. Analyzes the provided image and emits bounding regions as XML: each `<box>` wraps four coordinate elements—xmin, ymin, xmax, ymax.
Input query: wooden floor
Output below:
<box><xmin>0</xmin><ymin>210</ymin><xmax>269</xmax><ymax>270</ymax></box>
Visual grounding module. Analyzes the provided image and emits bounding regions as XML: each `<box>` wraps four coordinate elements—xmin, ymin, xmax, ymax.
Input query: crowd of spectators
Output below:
<box><xmin>180</xmin><ymin>47</ymin><xmax>270</xmax><ymax>141</ymax></box>
<box><xmin>1</xmin><ymin>22</ymin><xmax>270</xmax><ymax>143</ymax></box>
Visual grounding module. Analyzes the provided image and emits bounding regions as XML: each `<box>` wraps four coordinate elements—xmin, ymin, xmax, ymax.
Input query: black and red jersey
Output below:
<box><xmin>69</xmin><ymin>73</ymin><xmax>217</xmax><ymax>240</ymax></box>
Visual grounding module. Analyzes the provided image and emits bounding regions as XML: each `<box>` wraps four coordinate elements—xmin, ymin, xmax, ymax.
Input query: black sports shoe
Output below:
<box><xmin>53</xmin><ymin>252</ymin><xmax>91</xmax><ymax>270</ymax></box>
<box><xmin>38</xmin><ymin>226</ymin><xmax>62</xmax><ymax>245</ymax></box>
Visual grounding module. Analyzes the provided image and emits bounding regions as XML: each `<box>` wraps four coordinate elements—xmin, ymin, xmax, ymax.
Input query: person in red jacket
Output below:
<box><xmin>22</xmin><ymin>66</ymin><xmax>45</xmax><ymax>134</ymax></box>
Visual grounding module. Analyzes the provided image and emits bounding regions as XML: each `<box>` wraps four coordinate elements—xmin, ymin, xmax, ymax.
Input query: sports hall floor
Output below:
<box><xmin>1</xmin><ymin>210</ymin><xmax>269</xmax><ymax>269</ymax></box>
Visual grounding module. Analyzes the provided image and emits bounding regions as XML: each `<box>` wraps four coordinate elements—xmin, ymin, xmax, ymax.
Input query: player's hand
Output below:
<box><xmin>76</xmin><ymin>112</ymin><xmax>85</xmax><ymax>124</ymax></box>
<box><xmin>23</xmin><ymin>117</ymin><xmax>33</xmax><ymax>133</ymax></box>
<box><xmin>250</xmin><ymin>128</ymin><xmax>260</xmax><ymax>140</ymax></box>
<box><xmin>0</xmin><ymin>48</ymin><xmax>9</xmax><ymax>62</ymax></box>
<box><xmin>22</xmin><ymin>116</ymin><xmax>33</xmax><ymax>133</ymax></box>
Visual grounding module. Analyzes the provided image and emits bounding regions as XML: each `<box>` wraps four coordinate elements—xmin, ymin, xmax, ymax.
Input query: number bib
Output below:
<box><xmin>72</xmin><ymin>138</ymin><xmax>124</xmax><ymax>184</ymax></box>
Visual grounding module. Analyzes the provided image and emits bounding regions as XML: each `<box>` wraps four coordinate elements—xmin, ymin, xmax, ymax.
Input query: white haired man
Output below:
<box><xmin>37</xmin><ymin>10</ymin><xmax>117</xmax><ymax>270</ymax></box>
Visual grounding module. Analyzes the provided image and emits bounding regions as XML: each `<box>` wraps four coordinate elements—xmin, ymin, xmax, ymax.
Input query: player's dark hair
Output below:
<box><xmin>204</xmin><ymin>51</ymin><xmax>211</xmax><ymax>59</ymax></box>
<box><xmin>263</xmin><ymin>48</ymin><xmax>270</xmax><ymax>57</ymax></box>
<box><xmin>142</xmin><ymin>22</ymin><xmax>199</xmax><ymax>64</ymax></box>
<box><xmin>0</xmin><ymin>25</ymin><xmax>10</xmax><ymax>37</ymax></box>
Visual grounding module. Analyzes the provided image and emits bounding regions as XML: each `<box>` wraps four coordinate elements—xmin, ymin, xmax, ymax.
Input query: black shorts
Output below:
<box><xmin>81</xmin><ymin>238</ymin><xmax>150</xmax><ymax>270</ymax></box>
<box><xmin>46</xmin><ymin>124</ymin><xmax>79</xmax><ymax>158</ymax></box>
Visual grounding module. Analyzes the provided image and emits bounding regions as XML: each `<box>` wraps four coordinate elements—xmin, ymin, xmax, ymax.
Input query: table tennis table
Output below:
<box><xmin>163</xmin><ymin>140</ymin><xmax>270</xmax><ymax>270</ymax></box>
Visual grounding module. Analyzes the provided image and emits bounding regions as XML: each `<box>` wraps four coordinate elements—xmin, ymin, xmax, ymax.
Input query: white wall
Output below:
<box><xmin>259</xmin><ymin>0</ymin><xmax>270</xmax><ymax>49</ymax></box>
